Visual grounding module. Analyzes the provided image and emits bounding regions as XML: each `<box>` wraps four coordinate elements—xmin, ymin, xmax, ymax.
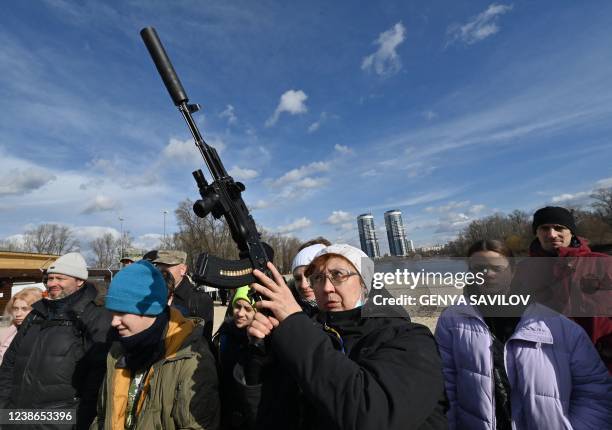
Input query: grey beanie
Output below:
<box><xmin>47</xmin><ymin>252</ymin><xmax>88</xmax><ymax>280</ymax></box>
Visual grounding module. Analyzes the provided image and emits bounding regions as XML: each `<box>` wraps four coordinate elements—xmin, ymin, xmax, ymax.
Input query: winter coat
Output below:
<box><xmin>90</xmin><ymin>307</ymin><xmax>220</xmax><ymax>430</ymax></box>
<box><xmin>0</xmin><ymin>283</ymin><xmax>113</xmax><ymax>430</ymax></box>
<box><xmin>435</xmin><ymin>303</ymin><xmax>612</xmax><ymax>430</ymax></box>
<box><xmin>0</xmin><ymin>323</ymin><xmax>17</xmax><ymax>364</ymax></box>
<box><xmin>213</xmin><ymin>319</ymin><xmax>250</xmax><ymax>429</ymax></box>
<box><xmin>173</xmin><ymin>276</ymin><xmax>215</xmax><ymax>340</ymax></box>
<box><xmin>511</xmin><ymin>237</ymin><xmax>612</xmax><ymax>372</ymax></box>
<box><xmin>233</xmin><ymin>308</ymin><xmax>448</xmax><ymax>430</ymax></box>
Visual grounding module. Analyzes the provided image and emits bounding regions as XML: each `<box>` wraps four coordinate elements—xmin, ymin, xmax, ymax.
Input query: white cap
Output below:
<box><xmin>47</xmin><ymin>252</ymin><xmax>88</xmax><ymax>281</ymax></box>
<box><xmin>291</xmin><ymin>244</ymin><xmax>326</xmax><ymax>272</ymax></box>
<box><xmin>312</xmin><ymin>244</ymin><xmax>375</xmax><ymax>291</ymax></box>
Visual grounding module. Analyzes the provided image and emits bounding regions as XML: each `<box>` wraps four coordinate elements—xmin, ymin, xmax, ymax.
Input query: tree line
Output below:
<box><xmin>5</xmin><ymin>187</ymin><xmax>608</xmax><ymax>269</ymax></box>
<box><xmin>444</xmin><ymin>187</ymin><xmax>612</xmax><ymax>256</ymax></box>
<box><xmin>0</xmin><ymin>199</ymin><xmax>302</xmax><ymax>274</ymax></box>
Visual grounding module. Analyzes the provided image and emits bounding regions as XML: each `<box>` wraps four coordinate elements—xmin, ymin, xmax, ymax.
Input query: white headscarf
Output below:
<box><xmin>291</xmin><ymin>244</ymin><xmax>326</xmax><ymax>272</ymax></box>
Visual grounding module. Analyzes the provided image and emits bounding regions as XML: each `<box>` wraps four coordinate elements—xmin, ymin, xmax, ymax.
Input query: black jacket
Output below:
<box><xmin>234</xmin><ymin>308</ymin><xmax>448</xmax><ymax>430</ymax></box>
<box><xmin>213</xmin><ymin>319</ymin><xmax>251</xmax><ymax>429</ymax></box>
<box><xmin>0</xmin><ymin>283</ymin><xmax>113</xmax><ymax>430</ymax></box>
<box><xmin>172</xmin><ymin>276</ymin><xmax>214</xmax><ymax>340</ymax></box>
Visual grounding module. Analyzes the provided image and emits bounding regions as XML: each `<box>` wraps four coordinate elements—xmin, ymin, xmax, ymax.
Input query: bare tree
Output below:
<box><xmin>0</xmin><ymin>238</ymin><xmax>25</xmax><ymax>252</ymax></box>
<box><xmin>23</xmin><ymin>224</ymin><xmax>79</xmax><ymax>255</ymax></box>
<box><xmin>591</xmin><ymin>187</ymin><xmax>612</xmax><ymax>226</ymax></box>
<box><xmin>90</xmin><ymin>233</ymin><xmax>118</xmax><ymax>268</ymax></box>
<box><xmin>446</xmin><ymin>202</ymin><xmax>612</xmax><ymax>255</ymax></box>
<box><xmin>173</xmin><ymin>199</ymin><xmax>238</xmax><ymax>268</ymax></box>
<box><xmin>448</xmin><ymin>212</ymin><xmax>532</xmax><ymax>256</ymax></box>
<box><xmin>159</xmin><ymin>233</ymin><xmax>181</xmax><ymax>251</ymax></box>
<box><xmin>574</xmin><ymin>208</ymin><xmax>612</xmax><ymax>245</ymax></box>
<box><xmin>116</xmin><ymin>231</ymin><xmax>135</xmax><ymax>260</ymax></box>
<box><xmin>171</xmin><ymin>199</ymin><xmax>302</xmax><ymax>274</ymax></box>
<box><xmin>260</xmin><ymin>231</ymin><xmax>301</xmax><ymax>274</ymax></box>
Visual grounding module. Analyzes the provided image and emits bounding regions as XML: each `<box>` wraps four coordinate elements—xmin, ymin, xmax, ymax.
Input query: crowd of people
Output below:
<box><xmin>0</xmin><ymin>205</ymin><xmax>609</xmax><ymax>429</ymax></box>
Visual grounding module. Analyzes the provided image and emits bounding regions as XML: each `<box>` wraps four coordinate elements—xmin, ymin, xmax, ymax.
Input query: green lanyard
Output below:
<box><xmin>125</xmin><ymin>369</ymin><xmax>149</xmax><ymax>430</ymax></box>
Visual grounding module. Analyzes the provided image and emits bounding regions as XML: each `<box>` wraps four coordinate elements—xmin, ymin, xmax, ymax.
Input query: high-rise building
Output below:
<box><xmin>357</xmin><ymin>214</ymin><xmax>380</xmax><ymax>258</ymax></box>
<box><xmin>407</xmin><ymin>239</ymin><xmax>415</xmax><ymax>253</ymax></box>
<box><xmin>384</xmin><ymin>210</ymin><xmax>409</xmax><ymax>257</ymax></box>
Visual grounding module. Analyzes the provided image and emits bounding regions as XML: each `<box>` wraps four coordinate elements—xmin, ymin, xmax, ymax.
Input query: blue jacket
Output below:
<box><xmin>435</xmin><ymin>303</ymin><xmax>612</xmax><ymax>429</ymax></box>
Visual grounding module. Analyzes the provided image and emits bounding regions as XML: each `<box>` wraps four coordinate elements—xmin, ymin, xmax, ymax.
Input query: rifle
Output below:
<box><xmin>140</xmin><ymin>27</ymin><xmax>273</xmax><ymax>290</ymax></box>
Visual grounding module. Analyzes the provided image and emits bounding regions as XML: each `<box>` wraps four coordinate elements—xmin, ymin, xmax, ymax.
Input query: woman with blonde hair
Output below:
<box><xmin>0</xmin><ymin>287</ymin><xmax>43</xmax><ymax>364</ymax></box>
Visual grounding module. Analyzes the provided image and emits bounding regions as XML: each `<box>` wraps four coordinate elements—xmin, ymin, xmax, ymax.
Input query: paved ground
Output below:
<box><xmin>213</xmin><ymin>302</ymin><xmax>229</xmax><ymax>333</ymax></box>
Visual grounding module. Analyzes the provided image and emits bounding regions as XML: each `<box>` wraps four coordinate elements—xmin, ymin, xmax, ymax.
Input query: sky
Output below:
<box><xmin>1</xmin><ymin>0</ymin><xmax>611</xmax><ymax>255</ymax></box>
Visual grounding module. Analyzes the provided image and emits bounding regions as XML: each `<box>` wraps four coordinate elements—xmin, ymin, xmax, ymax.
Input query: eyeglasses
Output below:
<box><xmin>309</xmin><ymin>269</ymin><xmax>359</xmax><ymax>287</ymax></box>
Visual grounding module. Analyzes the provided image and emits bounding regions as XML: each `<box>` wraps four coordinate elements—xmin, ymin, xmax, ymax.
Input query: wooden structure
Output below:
<box><xmin>0</xmin><ymin>251</ymin><xmax>59</xmax><ymax>312</ymax></box>
<box><xmin>0</xmin><ymin>251</ymin><xmax>117</xmax><ymax>312</ymax></box>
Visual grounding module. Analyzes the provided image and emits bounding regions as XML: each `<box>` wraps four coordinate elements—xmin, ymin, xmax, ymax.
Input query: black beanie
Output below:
<box><xmin>532</xmin><ymin>206</ymin><xmax>576</xmax><ymax>234</ymax></box>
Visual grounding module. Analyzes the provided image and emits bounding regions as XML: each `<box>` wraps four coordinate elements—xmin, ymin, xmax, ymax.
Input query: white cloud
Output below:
<box><xmin>229</xmin><ymin>166</ymin><xmax>259</xmax><ymax>181</ymax></box>
<box><xmin>219</xmin><ymin>104</ymin><xmax>237</xmax><ymax>125</ymax></box>
<box><xmin>259</xmin><ymin>160</ymin><xmax>332</xmax><ymax>205</ymax></box>
<box><xmin>423</xmin><ymin>110</ymin><xmax>438</xmax><ymax>120</ymax></box>
<box><xmin>1</xmin><ymin>233</ymin><xmax>26</xmax><ymax>248</ymax></box>
<box><xmin>278</xmin><ymin>177</ymin><xmax>328</xmax><ymax>200</ymax></box>
<box><xmin>88</xmin><ymin>158</ymin><xmax>116</xmax><ymax>174</ymax></box>
<box><xmin>446</xmin><ymin>3</ymin><xmax>513</xmax><ymax>47</ymax></box>
<box><xmin>273</xmin><ymin>161</ymin><xmax>330</xmax><ymax>185</ymax></box>
<box><xmin>276</xmin><ymin>217</ymin><xmax>312</xmax><ymax>234</ymax></box>
<box><xmin>0</xmin><ymin>169</ymin><xmax>56</xmax><ymax>196</ymax></box>
<box><xmin>81</xmin><ymin>195</ymin><xmax>120</xmax><ymax>214</ymax></box>
<box><xmin>133</xmin><ymin>233</ymin><xmax>163</xmax><ymax>251</ymax></box>
<box><xmin>549</xmin><ymin>177</ymin><xmax>612</xmax><ymax>206</ymax></box>
<box><xmin>307</xmin><ymin>121</ymin><xmax>321</xmax><ymax>133</ymax></box>
<box><xmin>371</xmin><ymin>190</ymin><xmax>458</xmax><ymax>211</ymax></box>
<box><xmin>551</xmin><ymin>191</ymin><xmax>591</xmax><ymax>204</ymax></box>
<box><xmin>334</xmin><ymin>144</ymin><xmax>353</xmax><ymax>155</ymax></box>
<box><xmin>468</xmin><ymin>204</ymin><xmax>486</xmax><ymax>215</ymax></box>
<box><xmin>425</xmin><ymin>201</ymin><xmax>470</xmax><ymax>213</ymax></box>
<box><xmin>162</xmin><ymin>138</ymin><xmax>201</xmax><ymax>165</ymax></box>
<box><xmin>72</xmin><ymin>225</ymin><xmax>120</xmax><ymax>243</ymax></box>
<box><xmin>339</xmin><ymin>222</ymin><xmax>355</xmax><ymax>231</ymax></box>
<box><xmin>293</xmin><ymin>177</ymin><xmax>327</xmax><ymax>189</ymax></box>
<box><xmin>361</xmin><ymin>22</ymin><xmax>406</xmax><ymax>77</ymax></box>
<box><xmin>162</xmin><ymin>137</ymin><xmax>226</xmax><ymax>166</ymax></box>
<box><xmin>595</xmin><ymin>177</ymin><xmax>612</xmax><ymax>189</ymax></box>
<box><xmin>361</xmin><ymin>169</ymin><xmax>380</xmax><ymax>177</ymax></box>
<box><xmin>250</xmin><ymin>200</ymin><xmax>270</xmax><ymax>210</ymax></box>
<box><xmin>307</xmin><ymin>112</ymin><xmax>328</xmax><ymax>133</ymax></box>
<box><xmin>265</xmin><ymin>89</ymin><xmax>308</xmax><ymax>127</ymax></box>
<box><xmin>434</xmin><ymin>212</ymin><xmax>472</xmax><ymax>233</ymax></box>
<box><xmin>327</xmin><ymin>210</ymin><xmax>353</xmax><ymax>225</ymax></box>
<box><xmin>207</xmin><ymin>136</ymin><xmax>227</xmax><ymax>153</ymax></box>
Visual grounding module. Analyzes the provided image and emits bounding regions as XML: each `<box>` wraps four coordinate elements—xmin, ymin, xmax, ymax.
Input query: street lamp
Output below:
<box><xmin>119</xmin><ymin>217</ymin><xmax>124</xmax><ymax>260</ymax></box>
<box><xmin>163</xmin><ymin>210</ymin><xmax>168</xmax><ymax>246</ymax></box>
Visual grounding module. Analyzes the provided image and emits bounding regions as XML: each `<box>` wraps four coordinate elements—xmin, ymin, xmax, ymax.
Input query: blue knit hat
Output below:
<box><xmin>106</xmin><ymin>260</ymin><xmax>167</xmax><ymax>316</ymax></box>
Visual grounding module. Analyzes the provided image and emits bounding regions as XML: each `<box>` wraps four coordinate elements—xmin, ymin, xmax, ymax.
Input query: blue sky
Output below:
<box><xmin>1</xmin><ymin>1</ymin><xmax>611</xmax><ymax>254</ymax></box>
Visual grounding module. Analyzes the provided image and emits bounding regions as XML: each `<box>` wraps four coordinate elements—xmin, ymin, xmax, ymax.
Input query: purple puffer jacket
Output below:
<box><xmin>435</xmin><ymin>303</ymin><xmax>612</xmax><ymax>430</ymax></box>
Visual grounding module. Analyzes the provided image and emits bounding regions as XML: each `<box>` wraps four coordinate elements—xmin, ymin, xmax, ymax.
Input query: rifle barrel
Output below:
<box><xmin>140</xmin><ymin>27</ymin><xmax>188</xmax><ymax>106</ymax></box>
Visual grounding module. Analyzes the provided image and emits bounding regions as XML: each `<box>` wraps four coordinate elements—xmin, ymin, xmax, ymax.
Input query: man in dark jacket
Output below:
<box><xmin>0</xmin><ymin>252</ymin><xmax>113</xmax><ymax>429</ymax></box>
<box><xmin>153</xmin><ymin>250</ymin><xmax>215</xmax><ymax>340</ymax></box>
<box><xmin>511</xmin><ymin>206</ymin><xmax>612</xmax><ymax>372</ymax></box>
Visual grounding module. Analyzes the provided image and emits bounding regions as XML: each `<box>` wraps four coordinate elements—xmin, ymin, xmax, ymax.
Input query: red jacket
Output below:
<box><xmin>512</xmin><ymin>237</ymin><xmax>612</xmax><ymax>372</ymax></box>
